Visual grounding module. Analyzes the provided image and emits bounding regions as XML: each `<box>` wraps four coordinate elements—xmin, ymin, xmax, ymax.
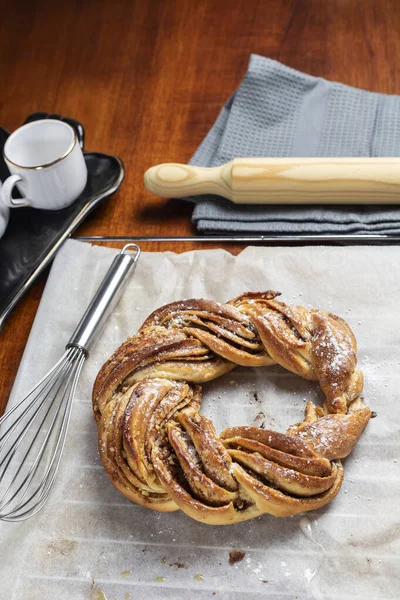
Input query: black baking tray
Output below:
<box><xmin>0</xmin><ymin>113</ymin><xmax>124</xmax><ymax>330</ymax></box>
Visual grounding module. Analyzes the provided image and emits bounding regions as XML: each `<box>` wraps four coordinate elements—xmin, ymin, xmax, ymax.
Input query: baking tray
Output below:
<box><xmin>1</xmin><ymin>241</ymin><xmax>397</xmax><ymax>599</ymax></box>
<box><xmin>0</xmin><ymin>113</ymin><xmax>124</xmax><ymax>330</ymax></box>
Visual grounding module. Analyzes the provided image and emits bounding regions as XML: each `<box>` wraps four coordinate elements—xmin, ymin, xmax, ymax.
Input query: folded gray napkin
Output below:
<box><xmin>188</xmin><ymin>54</ymin><xmax>400</xmax><ymax>234</ymax></box>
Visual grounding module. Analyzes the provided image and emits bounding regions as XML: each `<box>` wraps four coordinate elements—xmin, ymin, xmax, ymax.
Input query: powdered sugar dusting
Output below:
<box><xmin>314</xmin><ymin>318</ymin><xmax>354</xmax><ymax>374</ymax></box>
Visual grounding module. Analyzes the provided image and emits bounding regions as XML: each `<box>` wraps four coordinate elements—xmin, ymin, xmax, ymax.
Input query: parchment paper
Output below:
<box><xmin>1</xmin><ymin>239</ymin><xmax>399</xmax><ymax>600</ymax></box>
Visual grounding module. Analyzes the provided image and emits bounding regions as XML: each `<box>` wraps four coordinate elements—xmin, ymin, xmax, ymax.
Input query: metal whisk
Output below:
<box><xmin>0</xmin><ymin>243</ymin><xmax>140</xmax><ymax>521</ymax></box>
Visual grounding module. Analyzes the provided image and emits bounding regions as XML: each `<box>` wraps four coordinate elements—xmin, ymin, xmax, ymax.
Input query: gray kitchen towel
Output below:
<box><xmin>189</xmin><ymin>54</ymin><xmax>400</xmax><ymax>234</ymax></box>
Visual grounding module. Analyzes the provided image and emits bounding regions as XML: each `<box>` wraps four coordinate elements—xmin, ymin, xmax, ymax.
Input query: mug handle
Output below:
<box><xmin>1</xmin><ymin>174</ymin><xmax>32</xmax><ymax>208</ymax></box>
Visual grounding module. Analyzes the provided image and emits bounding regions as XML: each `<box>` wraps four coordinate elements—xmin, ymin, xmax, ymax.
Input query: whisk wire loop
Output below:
<box><xmin>0</xmin><ymin>244</ymin><xmax>139</xmax><ymax>521</ymax></box>
<box><xmin>0</xmin><ymin>347</ymin><xmax>86</xmax><ymax>521</ymax></box>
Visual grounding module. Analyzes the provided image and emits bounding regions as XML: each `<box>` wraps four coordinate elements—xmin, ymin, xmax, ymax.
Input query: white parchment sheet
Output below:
<box><xmin>1</xmin><ymin>240</ymin><xmax>399</xmax><ymax>600</ymax></box>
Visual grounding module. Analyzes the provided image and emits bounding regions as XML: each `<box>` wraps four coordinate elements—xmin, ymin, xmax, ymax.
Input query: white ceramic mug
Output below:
<box><xmin>1</xmin><ymin>119</ymin><xmax>87</xmax><ymax>210</ymax></box>
<box><xmin>0</xmin><ymin>182</ymin><xmax>10</xmax><ymax>238</ymax></box>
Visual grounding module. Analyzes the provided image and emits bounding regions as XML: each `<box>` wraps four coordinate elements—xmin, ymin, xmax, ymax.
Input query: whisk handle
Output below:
<box><xmin>67</xmin><ymin>244</ymin><xmax>140</xmax><ymax>353</ymax></box>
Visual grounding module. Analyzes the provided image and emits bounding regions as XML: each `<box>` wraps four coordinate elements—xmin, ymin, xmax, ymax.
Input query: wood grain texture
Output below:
<box><xmin>1</xmin><ymin>0</ymin><xmax>400</xmax><ymax>415</ymax></box>
<box><xmin>144</xmin><ymin>158</ymin><xmax>400</xmax><ymax>203</ymax></box>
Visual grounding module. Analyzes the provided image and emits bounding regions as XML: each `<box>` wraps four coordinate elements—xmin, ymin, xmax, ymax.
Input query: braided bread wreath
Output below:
<box><xmin>92</xmin><ymin>291</ymin><xmax>371</xmax><ymax>525</ymax></box>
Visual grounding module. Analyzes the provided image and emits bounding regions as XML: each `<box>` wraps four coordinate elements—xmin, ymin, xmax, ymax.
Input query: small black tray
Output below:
<box><xmin>0</xmin><ymin>113</ymin><xmax>124</xmax><ymax>330</ymax></box>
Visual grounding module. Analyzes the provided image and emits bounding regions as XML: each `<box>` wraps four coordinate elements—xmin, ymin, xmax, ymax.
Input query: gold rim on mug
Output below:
<box><xmin>3</xmin><ymin>125</ymin><xmax>77</xmax><ymax>171</ymax></box>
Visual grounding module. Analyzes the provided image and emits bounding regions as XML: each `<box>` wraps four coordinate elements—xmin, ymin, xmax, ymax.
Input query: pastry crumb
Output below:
<box><xmin>229</xmin><ymin>550</ymin><xmax>245</xmax><ymax>565</ymax></box>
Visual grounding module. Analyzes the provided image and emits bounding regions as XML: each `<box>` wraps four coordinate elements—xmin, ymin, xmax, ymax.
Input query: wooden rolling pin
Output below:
<box><xmin>144</xmin><ymin>158</ymin><xmax>400</xmax><ymax>204</ymax></box>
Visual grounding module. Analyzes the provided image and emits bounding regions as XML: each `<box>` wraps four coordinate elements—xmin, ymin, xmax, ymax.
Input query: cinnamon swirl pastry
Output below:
<box><xmin>93</xmin><ymin>292</ymin><xmax>371</xmax><ymax>524</ymax></box>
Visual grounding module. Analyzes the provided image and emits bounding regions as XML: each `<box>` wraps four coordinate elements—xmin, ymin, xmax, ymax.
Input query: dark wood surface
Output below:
<box><xmin>1</xmin><ymin>0</ymin><xmax>399</xmax><ymax>415</ymax></box>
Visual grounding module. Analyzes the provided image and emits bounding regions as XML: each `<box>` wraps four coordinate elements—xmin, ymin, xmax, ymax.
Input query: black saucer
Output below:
<box><xmin>0</xmin><ymin>113</ymin><xmax>124</xmax><ymax>329</ymax></box>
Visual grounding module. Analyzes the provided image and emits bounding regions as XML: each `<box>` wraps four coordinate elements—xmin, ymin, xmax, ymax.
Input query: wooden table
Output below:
<box><xmin>1</xmin><ymin>0</ymin><xmax>399</xmax><ymax>415</ymax></box>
